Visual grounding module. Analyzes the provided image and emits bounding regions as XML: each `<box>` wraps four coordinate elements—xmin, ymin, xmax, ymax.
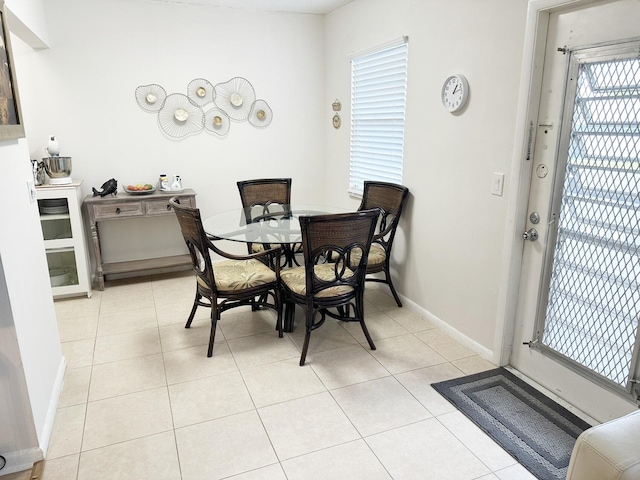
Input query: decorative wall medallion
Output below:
<box><xmin>332</xmin><ymin>113</ymin><xmax>341</xmax><ymax>129</ymax></box>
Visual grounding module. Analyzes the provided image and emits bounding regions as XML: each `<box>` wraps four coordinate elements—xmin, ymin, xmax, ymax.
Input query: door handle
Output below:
<box><xmin>523</xmin><ymin>228</ymin><xmax>538</xmax><ymax>242</ymax></box>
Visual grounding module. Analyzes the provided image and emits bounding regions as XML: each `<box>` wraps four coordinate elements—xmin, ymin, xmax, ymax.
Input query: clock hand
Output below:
<box><xmin>452</xmin><ymin>84</ymin><xmax>460</xmax><ymax>95</ymax></box>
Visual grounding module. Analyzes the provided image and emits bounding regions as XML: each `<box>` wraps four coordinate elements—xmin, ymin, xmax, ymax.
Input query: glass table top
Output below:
<box><xmin>202</xmin><ymin>204</ymin><xmax>348</xmax><ymax>244</ymax></box>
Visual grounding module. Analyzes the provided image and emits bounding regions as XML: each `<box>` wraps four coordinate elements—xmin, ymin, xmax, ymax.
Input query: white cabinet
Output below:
<box><xmin>37</xmin><ymin>181</ymin><xmax>92</xmax><ymax>298</ymax></box>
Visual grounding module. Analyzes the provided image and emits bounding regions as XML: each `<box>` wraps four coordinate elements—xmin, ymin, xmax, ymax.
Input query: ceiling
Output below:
<box><xmin>138</xmin><ymin>0</ymin><xmax>354</xmax><ymax>15</ymax></box>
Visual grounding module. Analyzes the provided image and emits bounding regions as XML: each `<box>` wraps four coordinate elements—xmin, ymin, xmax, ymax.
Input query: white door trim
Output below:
<box><xmin>493</xmin><ymin>0</ymin><xmax>605</xmax><ymax>366</ymax></box>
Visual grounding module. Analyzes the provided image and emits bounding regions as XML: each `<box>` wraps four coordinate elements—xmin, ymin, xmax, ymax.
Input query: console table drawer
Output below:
<box><xmin>92</xmin><ymin>202</ymin><xmax>144</xmax><ymax>220</ymax></box>
<box><xmin>145</xmin><ymin>196</ymin><xmax>195</xmax><ymax>216</ymax></box>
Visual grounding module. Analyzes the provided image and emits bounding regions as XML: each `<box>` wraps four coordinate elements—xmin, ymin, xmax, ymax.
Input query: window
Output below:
<box><xmin>349</xmin><ymin>38</ymin><xmax>408</xmax><ymax>195</ymax></box>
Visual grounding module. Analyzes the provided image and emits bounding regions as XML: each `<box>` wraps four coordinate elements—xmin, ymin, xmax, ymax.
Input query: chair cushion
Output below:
<box><xmin>281</xmin><ymin>263</ymin><xmax>354</xmax><ymax>297</ymax></box>
<box><xmin>197</xmin><ymin>259</ymin><xmax>276</xmax><ymax>291</ymax></box>
<box><xmin>329</xmin><ymin>244</ymin><xmax>386</xmax><ymax>267</ymax></box>
<box><xmin>252</xmin><ymin>242</ymin><xmax>302</xmax><ymax>253</ymax></box>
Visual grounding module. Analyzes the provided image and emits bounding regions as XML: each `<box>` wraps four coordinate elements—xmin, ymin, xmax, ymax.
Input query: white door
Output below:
<box><xmin>510</xmin><ymin>0</ymin><xmax>640</xmax><ymax>421</ymax></box>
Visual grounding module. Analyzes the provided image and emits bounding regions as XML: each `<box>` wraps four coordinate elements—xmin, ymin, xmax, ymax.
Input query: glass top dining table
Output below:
<box><xmin>201</xmin><ymin>204</ymin><xmax>348</xmax><ymax>245</ymax></box>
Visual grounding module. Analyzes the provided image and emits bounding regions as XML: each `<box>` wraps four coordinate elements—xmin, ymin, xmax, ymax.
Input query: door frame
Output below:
<box><xmin>493</xmin><ymin>0</ymin><xmax>610</xmax><ymax>366</ymax></box>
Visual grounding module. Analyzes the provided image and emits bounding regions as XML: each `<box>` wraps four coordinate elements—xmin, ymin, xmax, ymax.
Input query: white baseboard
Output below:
<box><xmin>397</xmin><ymin>292</ymin><xmax>494</xmax><ymax>362</ymax></box>
<box><xmin>0</xmin><ymin>447</ymin><xmax>42</xmax><ymax>476</ymax></box>
<box><xmin>39</xmin><ymin>357</ymin><xmax>66</xmax><ymax>456</ymax></box>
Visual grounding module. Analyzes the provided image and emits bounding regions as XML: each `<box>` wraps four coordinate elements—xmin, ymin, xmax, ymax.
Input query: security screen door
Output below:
<box><xmin>511</xmin><ymin>0</ymin><xmax>640</xmax><ymax>418</ymax></box>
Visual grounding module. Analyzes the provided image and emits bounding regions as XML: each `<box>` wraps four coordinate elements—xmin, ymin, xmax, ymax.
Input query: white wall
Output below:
<box><xmin>0</xmin><ymin>137</ymin><xmax>62</xmax><ymax>470</ymax></box>
<box><xmin>325</xmin><ymin>0</ymin><xmax>528</xmax><ymax>353</ymax></box>
<box><xmin>14</xmin><ymin>0</ymin><xmax>327</xmax><ymax>262</ymax></box>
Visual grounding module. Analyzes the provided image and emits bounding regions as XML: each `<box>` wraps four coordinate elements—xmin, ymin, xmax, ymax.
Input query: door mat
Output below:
<box><xmin>432</xmin><ymin>367</ymin><xmax>591</xmax><ymax>480</ymax></box>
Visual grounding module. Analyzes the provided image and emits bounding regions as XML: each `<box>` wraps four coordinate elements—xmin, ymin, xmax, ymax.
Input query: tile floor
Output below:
<box><xmin>31</xmin><ymin>272</ymin><xmax>537</xmax><ymax>480</ymax></box>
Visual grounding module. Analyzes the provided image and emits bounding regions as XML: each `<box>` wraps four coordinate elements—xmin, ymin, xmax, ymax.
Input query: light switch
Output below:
<box><xmin>27</xmin><ymin>179</ymin><xmax>37</xmax><ymax>203</ymax></box>
<box><xmin>491</xmin><ymin>172</ymin><xmax>504</xmax><ymax>196</ymax></box>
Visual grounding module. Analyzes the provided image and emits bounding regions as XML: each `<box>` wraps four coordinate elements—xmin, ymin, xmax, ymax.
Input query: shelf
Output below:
<box><xmin>102</xmin><ymin>254</ymin><xmax>192</xmax><ymax>276</ymax></box>
<box><xmin>40</xmin><ymin>213</ymin><xmax>71</xmax><ymax>221</ymax></box>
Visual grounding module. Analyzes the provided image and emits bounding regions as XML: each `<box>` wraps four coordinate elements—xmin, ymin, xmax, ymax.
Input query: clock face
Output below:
<box><xmin>442</xmin><ymin>74</ymin><xmax>469</xmax><ymax>112</ymax></box>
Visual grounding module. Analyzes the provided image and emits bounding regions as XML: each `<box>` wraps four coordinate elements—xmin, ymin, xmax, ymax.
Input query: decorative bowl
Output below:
<box><xmin>123</xmin><ymin>182</ymin><xmax>157</xmax><ymax>195</ymax></box>
<box><xmin>43</xmin><ymin>156</ymin><xmax>72</xmax><ymax>178</ymax></box>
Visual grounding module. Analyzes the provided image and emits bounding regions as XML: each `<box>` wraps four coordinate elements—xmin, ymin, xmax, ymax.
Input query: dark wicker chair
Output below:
<box><xmin>170</xmin><ymin>198</ymin><xmax>283</xmax><ymax>357</ymax></box>
<box><xmin>237</xmin><ymin>178</ymin><xmax>301</xmax><ymax>267</ymax></box>
<box><xmin>280</xmin><ymin>209</ymin><xmax>379</xmax><ymax>366</ymax></box>
<box><xmin>358</xmin><ymin>181</ymin><xmax>409</xmax><ymax>307</ymax></box>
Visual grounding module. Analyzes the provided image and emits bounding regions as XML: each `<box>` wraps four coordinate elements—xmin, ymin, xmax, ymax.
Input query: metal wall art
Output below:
<box><xmin>135</xmin><ymin>76</ymin><xmax>272</xmax><ymax>139</ymax></box>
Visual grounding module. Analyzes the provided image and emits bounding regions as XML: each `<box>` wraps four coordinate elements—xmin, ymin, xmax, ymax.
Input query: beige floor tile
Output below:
<box><xmin>384</xmin><ymin>308</ymin><xmax>437</xmax><ymax>333</ymax></box>
<box><xmin>56</xmin><ymin>315</ymin><xmax>98</xmax><ymax>343</ymax></box>
<box><xmin>60</xmin><ymin>339</ymin><xmax>95</xmax><ymax>369</ymax></box>
<box><xmin>82</xmin><ymin>387</ymin><xmax>172</xmax><ymax>451</ymax></box>
<box><xmin>287</xmin><ymin>317</ymin><xmax>359</xmax><ymax>355</ymax></box>
<box><xmin>99</xmin><ymin>290</ymin><xmax>155</xmax><ymax>315</ymax></box>
<box><xmin>331</xmin><ymin>376</ymin><xmax>431</xmax><ymax>436</ymax></box>
<box><xmin>175</xmin><ymin>411</ymin><xmax>277</xmax><ymax>480</ymax></box>
<box><xmin>58</xmin><ymin>366</ymin><xmax>91</xmax><ymax>408</ymax></box>
<box><xmin>258</xmin><ymin>392</ymin><xmax>360</xmax><ymax>461</ymax></box>
<box><xmin>88</xmin><ymin>354</ymin><xmax>166</xmax><ymax>401</ymax></box>
<box><xmin>364</xmin><ymin>289</ymin><xmax>400</xmax><ymax>311</ymax></box>
<box><xmin>152</xmin><ymin>276</ymin><xmax>195</xmax><ymax>305</ymax></box>
<box><xmin>366</xmin><ymin>418</ymin><xmax>490</xmax><ymax>480</ymax></box>
<box><xmin>218</xmin><ymin>309</ymin><xmax>279</xmax><ymax>340</ymax></box>
<box><xmin>438</xmin><ymin>411</ymin><xmax>518</xmax><ymax>471</ymax></box>
<box><xmin>163</xmin><ymin>343</ymin><xmax>238</xmax><ymax>384</ymax></box>
<box><xmin>54</xmin><ymin>296</ymin><xmax>101</xmax><ymax>320</ymax></box>
<box><xmin>102</xmin><ymin>276</ymin><xmax>153</xmax><ymax>296</ymax></box>
<box><xmin>168</xmin><ymin>371</ymin><xmax>254</xmax><ymax>428</ymax></box>
<box><xmin>159</xmin><ymin>320</ymin><xmax>222</xmax><ymax>352</ymax></box>
<box><xmin>415</xmin><ymin>328</ymin><xmax>476</xmax><ymax>361</ymax></box>
<box><xmin>96</xmin><ymin>307</ymin><xmax>157</xmax><ymax>336</ymax></box>
<box><xmin>308</xmin><ymin>345</ymin><xmax>390</xmax><ymax>390</ymax></box>
<box><xmin>494</xmin><ymin>463</ymin><xmax>538</xmax><ymax>479</ymax></box>
<box><xmin>369</xmin><ymin>334</ymin><xmax>447</xmax><ymax>374</ymax></box>
<box><xmin>227</xmin><ymin>332</ymin><xmax>298</xmax><ymax>369</ymax></box>
<box><xmin>77</xmin><ymin>431</ymin><xmax>180</xmax><ymax>480</ymax></box>
<box><xmin>93</xmin><ymin>328</ymin><xmax>161</xmax><ymax>365</ymax></box>
<box><xmin>155</xmin><ymin>299</ymin><xmax>208</xmax><ymax>326</ymax></box>
<box><xmin>46</xmin><ymin>404</ymin><xmax>86</xmax><ymax>459</ymax></box>
<box><xmin>281</xmin><ymin>439</ymin><xmax>392</xmax><ymax>480</ymax></box>
<box><xmin>241</xmin><ymin>357</ymin><xmax>326</xmax><ymax>408</ymax></box>
<box><xmin>224</xmin><ymin>464</ymin><xmax>287</xmax><ymax>479</ymax></box>
<box><xmin>341</xmin><ymin>310</ymin><xmax>409</xmax><ymax>342</ymax></box>
<box><xmin>452</xmin><ymin>355</ymin><xmax>497</xmax><ymax>375</ymax></box>
<box><xmin>41</xmin><ymin>454</ymin><xmax>79</xmax><ymax>480</ymax></box>
<box><xmin>395</xmin><ymin>363</ymin><xmax>466</xmax><ymax>416</ymax></box>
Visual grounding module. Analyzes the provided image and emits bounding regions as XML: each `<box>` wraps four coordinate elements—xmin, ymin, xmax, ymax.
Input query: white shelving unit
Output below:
<box><xmin>37</xmin><ymin>180</ymin><xmax>92</xmax><ymax>298</ymax></box>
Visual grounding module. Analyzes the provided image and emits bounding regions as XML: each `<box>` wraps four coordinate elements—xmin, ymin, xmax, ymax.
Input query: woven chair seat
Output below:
<box><xmin>195</xmin><ymin>259</ymin><xmax>277</xmax><ymax>291</ymax></box>
<box><xmin>251</xmin><ymin>242</ymin><xmax>303</xmax><ymax>253</ymax></box>
<box><xmin>281</xmin><ymin>263</ymin><xmax>354</xmax><ymax>297</ymax></box>
<box><xmin>330</xmin><ymin>243</ymin><xmax>386</xmax><ymax>267</ymax></box>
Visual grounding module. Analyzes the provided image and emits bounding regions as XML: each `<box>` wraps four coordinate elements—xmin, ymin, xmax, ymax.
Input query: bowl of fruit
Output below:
<box><xmin>123</xmin><ymin>182</ymin><xmax>157</xmax><ymax>195</ymax></box>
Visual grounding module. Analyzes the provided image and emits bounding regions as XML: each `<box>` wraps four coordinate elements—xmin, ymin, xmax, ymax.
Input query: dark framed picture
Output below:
<box><xmin>0</xmin><ymin>0</ymin><xmax>25</xmax><ymax>141</ymax></box>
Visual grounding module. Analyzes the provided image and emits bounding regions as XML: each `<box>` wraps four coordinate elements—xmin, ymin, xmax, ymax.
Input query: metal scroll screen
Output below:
<box><xmin>542</xmin><ymin>54</ymin><xmax>640</xmax><ymax>388</ymax></box>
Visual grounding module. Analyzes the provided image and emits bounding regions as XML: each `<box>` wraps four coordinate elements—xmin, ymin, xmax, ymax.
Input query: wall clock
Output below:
<box><xmin>441</xmin><ymin>74</ymin><xmax>469</xmax><ymax>112</ymax></box>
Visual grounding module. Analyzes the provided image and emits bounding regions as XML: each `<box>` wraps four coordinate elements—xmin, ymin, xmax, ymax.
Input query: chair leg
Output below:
<box><xmin>299</xmin><ymin>307</ymin><xmax>313</xmax><ymax>366</ymax></box>
<box><xmin>284</xmin><ymin>300</ymin><xmax>295</xmax><ymax>333</ymax></box>
<box><xmin>384</xmin><ymin>267</ymin><xmax>403</xmax><ymax>307</ymax></box>
<box><xmin>185</xmin><ymin>291</ymin><xmax>201</xmax><ymax>328</ymax></box>
<box><xmin>275</xmin><ymin>289</ymin><xmax>283</xmax><ymax>338</ymax></box>
<box><xmin>207</xmin><ymin>310</ymin><xmax>219</xmax><ymax>357</ymax></box>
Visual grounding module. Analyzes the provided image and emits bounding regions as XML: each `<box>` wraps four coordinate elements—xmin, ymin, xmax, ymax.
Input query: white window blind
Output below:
<box><xmin>349</xmin><ymin>38</ymin><xmax>408</xmax><ymax>194</ymax></box>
